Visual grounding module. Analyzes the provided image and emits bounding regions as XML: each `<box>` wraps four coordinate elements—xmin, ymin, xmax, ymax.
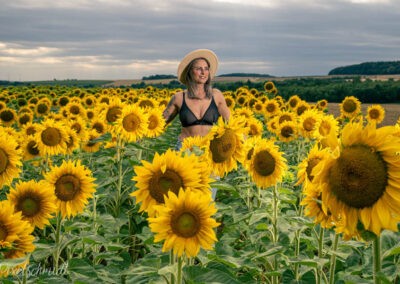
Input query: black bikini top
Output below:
<box><xmin>179</xmin><ymin>92</ymin><xmax>220</xmax><ymax>127</ymax></box>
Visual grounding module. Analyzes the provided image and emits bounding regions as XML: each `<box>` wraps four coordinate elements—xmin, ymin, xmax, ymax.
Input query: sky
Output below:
<box><xmin>1</xmin><ymin>0</ymin><xmax>399</xmax><ymax>81</ymax></box>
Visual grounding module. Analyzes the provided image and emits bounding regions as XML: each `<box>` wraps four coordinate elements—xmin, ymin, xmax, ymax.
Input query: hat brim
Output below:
<box><xmin>177</xmin><ymin>49</ymin><xmax>218</xmax><ymax>85</ymax></box>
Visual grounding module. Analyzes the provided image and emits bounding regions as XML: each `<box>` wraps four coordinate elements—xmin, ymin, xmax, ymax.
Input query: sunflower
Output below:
<box><xmin>0</xmin><ymin>107</ymin><xmax>17</xmax><ymax>127</ymax></box>
<box><xmin>298</xmin><ymin>109</ymin><xmax>323</xmax><ymax>139</ymax></box>
<box><xmin>82</xmin><ymin>94</ymin><xmax>97</xmax><ymax>108</ymax></box>
<box><xmin>68</xmin><ymin>116</ymin><xmax>89</xmax><ymax>142</ymax></box>
<box><xmin>148</xmin><ymin>189</ymin><xmax>219</xmax><ymax>258</ymax></box>
<box><xmin>82</xmin><ymin>129</ymin><xmax>103</xmax><ymax>153</ymax></box>
<box><xmin>100</xmin><ymin>97</ymin><xmax>124</xmax><ymax>126</ymax></box>
<box><xmin>264</xmin><ymin>81</ymin><xmax>276</xmax><ymax>93</ymax></box>
<box><xmin>266</xmin><ymin>116</ymin><xmax>280</xmax><ymax>135</ymax></box>
<box><xmin>366</xmin><ymin>104</ymin><xmax>385</xmax><ymax>125</ymax></box>
<box><xmin>144</xmin><ymin>107</ymin><xmax>166</xmax><ymax>138</ymax></box>
<box><xmin>295</xmin><ymin>101</ymin><xmax>310</xmax><ymax>116</ymax></box>
<box><xmin>180</xmin><ymin>135</ymin><xmax>207</xmax><ymax>154</ymax></box>
<box><xmin>90</xmin><ymin>119</ymin><xmax>108</xmax><ymax>135</ymax></box>
<box><xmin>34</xmin><ymin>98</ymin><xmax>51</xmax><ymax>117</ymax></box>
<box><xmin>44</xmin><ymin>160</ymin><xmax>96</xmax><ymax>219</ymax></box>
<box><xmin>287</xmin><ymin>95</ymin><xmax>301</xmax><ymax>110</ymax></box>
<box><xmin>7</xmin><ymin>180</ymin><xmax>57</xmax><ymax>229</ymax></box>
<box><xmin>264</xmin><ymin>99</ymin><xmax>281</xmax><ymax>118</ymax></box>
<box><xmin>0</xmin><ymin>135</ymin><xmax>22</xmax><ymax>187</ymax></box>
<box><xmin>58</xmin><ymin>95</ymin><xmax>70</xmax><ymax>107</ymax></box>
<box><xmin>34</xmin><ymin>119</ymin><xmax>68</xmax><ymax>156</ymax></box>
<box><xmin>340</xmin><ymin>96</ymin><xmax>361</xmax><ymax>120</ymax></box>
<box><xmin>276</xmin><ymin>120</ymin><xmax>298</xmax><ymax>143</ymax></box>
<box><xmin>17</xmin><ymin>112</ymin><xmax>33</xmax><ymax>127</ymax></box>
<box><xmin>246</xmin><ymin>116</ymin><xmax>264</xmax><ymax>137</ymax></box>
<box><xmin>296</xmin><ymin>144</ymin><xmax>330</xmax><ymax>188</ymax></box>
<box><xmin>137</xmin><ymin>97</ymin><xmax>158</xmax><ymax>109</ymax></box>
<box><xmin>313</xmin><ymin>121</ymin><xmax>400</xmax><ymax>237</ymax></box>
<box><xmin>300</xmin><ymin>184</ymin><xmax>335</xmax><ymax>229</ymax></box>
<box><xmin>316</xmin><ymin>99</ymin><xmax>328</xmax><ymax>111</ymax></box>
<box><xmin>64</xmin><ymin>102</ymin><xmax>86</xmax><ymax>118</ymax></box>
<box><xmin>235</xmin><ymin>94</ymin><xmax>249</xmax><ymax>107</ymax></box>
<box><xmin>252</xmin><ymin>101</ymin><xmax>265</xmax><ymax>114</ymax></box>
<box><xmin>113</xmin><ymin>104</ymin><xmax>147</xmax><ymax>143</ymax></box>
<box><xmin>21</xmin><ymin>137</ymin><xmax>41</xmax><ymax>161</ymax></box>
<box><xmin>0</xmin><ymin>201</ymin><xmax>35</xmax><ymax>276</ymax></box>
<box><xmin>65</xmin><ymin>127</ymin><xmax>81</xmax><ymax>154</ymax></box>
<box><xmin>131</xmin><ymin>149</ymin><xmax>211</xmax><ymax>217</ymax></box>
<box><xmin>224</xmin><ymin>94</ymin><xmax>236</xmax><ymax>109</ymax></box>
<box><xmin>204</xmin><ymin>116</ymin><xmax>246</xmax><ymax>177</ymax></box>
<box><xmin>234</xmin><ymin>107</ymin><xmax>254</xmax><ymax>120</ymax></box>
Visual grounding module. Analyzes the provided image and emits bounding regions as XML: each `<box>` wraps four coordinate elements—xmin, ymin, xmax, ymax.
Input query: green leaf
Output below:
<box><xmin>184</xmin><ymin>265</ymin><xmax>242</xmax><ymax>284</ymax></box>
<box><xmin>68</xmin><ymin>258</ymin><xmax>98</xmax><ymax>280</ymax></box>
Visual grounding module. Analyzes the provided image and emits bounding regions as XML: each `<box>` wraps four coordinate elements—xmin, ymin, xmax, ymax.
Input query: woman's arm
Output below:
<box><xmin>162</xmin><ymin>93</ymin><xmax>180</xmax><ymax>124</ymax></box>
<box><xmin>213</xmin><ymin>89</ymin><xmax>230</xmax><ymax>121</ymax></box>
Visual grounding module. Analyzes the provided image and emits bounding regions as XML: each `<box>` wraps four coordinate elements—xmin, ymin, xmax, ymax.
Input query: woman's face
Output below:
<box><xmin>191</xmin><ymin>59</ymin><xmax>210</xmax><ymax>84</ymax></box>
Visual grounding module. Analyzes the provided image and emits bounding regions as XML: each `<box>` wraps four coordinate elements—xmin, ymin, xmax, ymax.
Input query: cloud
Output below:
<box><xmin>0</xmin><ymin>0</ymin><xmax>399</xmax><ymax>80</ymax></box>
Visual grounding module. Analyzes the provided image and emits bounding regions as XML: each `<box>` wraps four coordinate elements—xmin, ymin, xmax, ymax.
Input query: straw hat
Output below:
<box><xmin>177</xmin><ymin>49</ymin><xmax>218</xmax><ymax>85</ymax></box>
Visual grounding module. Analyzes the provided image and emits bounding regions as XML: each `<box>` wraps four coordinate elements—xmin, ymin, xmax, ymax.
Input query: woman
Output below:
<box><xmin>162</xmin><ymin>49</ymin><xmax>230</xmax><ymax>150</ymax></box>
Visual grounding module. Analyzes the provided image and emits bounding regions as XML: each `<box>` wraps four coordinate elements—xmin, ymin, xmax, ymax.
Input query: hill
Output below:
<box><xmin>328</xmin><ymin>61</ymin><xmax>400</xmax><ymax>75</ymax></box>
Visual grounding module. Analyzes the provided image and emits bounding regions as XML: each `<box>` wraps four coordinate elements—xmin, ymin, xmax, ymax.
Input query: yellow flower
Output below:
<box><xmin>8</xmin><ymin>180</ymin><xmax>57</xmax><ymax>229</ymax></box>
<box><xmin>0</xmin><ymin>108</ymin><xmax>17</xmax><ymax>127</ymax></box>
<box><xmin>277</xmin><ymin>120</ymin><xmax>298</xmax><ymax>143</ymax></box>
<box><xmin>298</xmin><ymin>109</ymin><xmax>323</xmax><ymax>139</ymax></box>
<box><xmin>113</xmin><ymin>104</ymin><xmax>147</xmax><ymax>143</ymax></box>
<box><xmin>144</xmin><ymin>107</ymin><xmax>166</xmax><ymax>138</ymax></box>
<box><xmin>340</xmin><ymin>96</ymin><xmax>361</xmax><ymax>119</ymax></box>
<box><xmin>264</xmin><ymin>81</ymin><xmax>276</xmax><ymax>93</ymax></box>
<box><xmin>313</xmin><ymin>122</ymin><xmax>400</xmax><ymax>237</ymax></box>
<box><xmin>44</xmin><ymin>160</ymin><xmax>96</xmax><ymax>219</ymax></box>
<box><xmin>246</xmin><ymin>138</ymin><xmax>287</xmax><ymax>188</ymax></box>
<box><xmin>366</xmin><ymin>104</ymin><xmax>385</xmax><ymax>125</ymax></box>
<box><xmin>131</xmin><ymin>149</ymin><xmax>211</xmax><ymax>217</ymax></box>
<box><xmin>0</xmin><ymin>135</ymin><xmax>22</xmax><ymax>187</ymax></box>
<box><xmin>148</xmin><ymin>189</ymin><xmax>219</xmax><ymax>258</ymax></box>
<box><xmin>263</xmin><ymin>99</ymin><xmax>281</xmax><ymax>118</ymax></box>
<box><xmin>34</xmin><ymin>119</ymin><xmax>69</xmax><ymax>156</ymax></box>
<box><xmin>0</xmin><ymin>201</ymin><xmax>35</xmax><ymax>277</ymax></box>
<box><xmin>204</xmin><ymin>116</ymin><xmax>246</xmax><ymax>177</ymax></box>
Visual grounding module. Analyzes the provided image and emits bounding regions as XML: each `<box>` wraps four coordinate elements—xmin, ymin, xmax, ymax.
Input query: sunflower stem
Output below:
<box><xmin>328</xmin><ymin>233</ymin><xmax>340</xmax><ymax>284</ymax></box>
<box><xmin>294</xmin><ymin>201</ymin><xmax>304</xmax><ymax>281</ymax></box>
<box><xmin>373</xmin><ymin>234</ymin><xmax>382</xmax><ymax>284</ymax></box>
<box><xmin>271</xmin><ymin>184</ymin><xmax>279</xmax><ymax>284</ymax></box>
<box><xmin>177</xmin><ymin>256</ymin><xmax>183</xmax><ymax>284</ymax></box>
<box><xmin>53</xmin><ymin>213</ymin><xmax>62</xmax><ymax>272</ymax></box>
<box><xmin>114</xmin><ymin>136</ymin><xmax>125</xmax><ymax>217</ymax></box>
<box><xmin>170</xmin><ymin>250</ymin><xmax>176</xmax><ymax>284</ymax></box>
<box><xmin>316</xmin><ymin>226</ymin><xmax>324</xmax><ymax>284</ymax></box>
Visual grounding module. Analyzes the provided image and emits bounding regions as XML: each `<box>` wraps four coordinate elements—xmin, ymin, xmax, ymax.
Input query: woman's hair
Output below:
<box><xmin>184</xmin><ymin>58</ymin><xmax>213</xmax><ymax>99</ymax></box>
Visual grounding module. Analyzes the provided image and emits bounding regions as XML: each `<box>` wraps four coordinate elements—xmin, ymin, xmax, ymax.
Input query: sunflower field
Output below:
<box><xmin>1</xmin><ymin>83</ymin><xmax>400</xmax><ymax>284</ymax></box>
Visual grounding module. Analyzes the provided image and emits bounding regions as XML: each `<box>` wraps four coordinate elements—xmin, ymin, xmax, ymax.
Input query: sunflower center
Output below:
<box><xmin>246</xmin><ymin>148</ymin><xmax>254</xmax><ymax>161</ymax></box>
<box><xmin>266</xmin><ymin>103</ymin><xmax>276</xmax><ymax>113</ymax></box>
<box><xmin>254</xmin><ymin>150</ymin><xmax>275</xmax><ymax>176</ymax></box>
<box><xmin>303</xmin><ymin>117</ymin><xmax>316</xmax><ymax>132</ymax></box>
<box><xmin>26</xmin><ymin>127</ymin><xmax>36</xmax><ymax>136</ymax></box>
<box><xmin>92</xmin><ymin>123</ymin><xmax>105</xmax><ymax>134</ymax></box>
<box><xmin>279</xmin><ymin>115</ymin><xmax>292</xmax><ymax>124</ymax></box>
<box><xmin>41</xmin><ymin>127</ymin><xmax>62</xmax><ymax>146</ymax></box>
<box><xmin>343</xmin><ymin>100</ymin><xmax>357</xmax><ymax>113</ymax></box>
<box><xmin>209</xmin><ymin>129</ymin><xmax>237</xmax><ymax>163</ymax></box>
<box><xmin>71</xmin><ymin>123</ymin><xmax>82</xmax><ymax>134</ymax></box>
<box><xmin>122</xmin><ymin>113</ymin><xmax>140</xmax><ymax>132</ymax></box>
<box><xmin>306</xmin><ymin>157</ymin><xmax>321</xmax><ymax>182</ymax></box>
<box><xmin>55</xmin><ymin>174</ymin><xmax>81</xmax><ymax>201</ymax></box>
<box><xmin>70</xmin><ymin>105</ymin><xmax>80</xmax><ymax>115</ymax></box>
<box><xmin>148</xmin><ymin>115</ymin><xmax>158</xmax><ymax>130</ymax></box>
<box><xmin>171</xmin><ymin>212</ymin><xmax>200</xmax><ymax>238</ymax></box>
<box><xmin>297</xmin><ymin>105</ymin><xmax>308</xmax><ymax>116</ymax></box>
<box><xmin>27</xmin><ymin>141</ymin><xmax>40</xmax><ymax>155</ymax></box>
<box><xmin>0</xmin><ymin>149</ymin><xmax>9</xmax><ymax>174</ymax></box>
<box><xmin>0</xmin><ymin>110</ymin><xmax>14</xmax><ymax>122</ymax></box>
<box><xmin>37</xmin><ymin>104</ymin><xmax>49</xmax><ymax>114</ymax></box>
<box><xmin>328</xmin><ymin>145</ymin><xmax>387</xmax><ymax>209</ymax></box>
<box><xmin>319</xmin><ymin>121</ymin><xmax>331</xmax><ymax>136</ymax></box>
<box><xmin>17</xmin><ymin>197</ymin><xmax>40</xmax><ymax>217</ymax></box>
<box><xmin>0</xmin><ymin>224</ymin><xmax>8</xmax><ymax>241</ymax></box>
<box><xmin>369</xmin><ymin>109</ymin><xmax>380</xmax><ymax>119</ymax></box>
<box><xmin>106</xmin><ymin>106</ymin><xmax>122</xmax><ymax>123</ymax></box>
<box><xmin>19</xmin><ymin>114</ymin><xmax>30</xmax><ymax>125</ymax></box>
<box><xmin>281</xmin><ymin>125</ymin><xmax>294</xmax><ymax>138</ymax></box>
<box><xmin>149</xmin><ymin>169</ymin><xmax>183</xmax><ymax>203</ymax></box>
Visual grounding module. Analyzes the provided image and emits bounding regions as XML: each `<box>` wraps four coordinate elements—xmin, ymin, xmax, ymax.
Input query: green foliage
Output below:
<box><xmin>329</xmin><ymin>61</ymin><xmax>400</xmax><ymax>75</ymax></box>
